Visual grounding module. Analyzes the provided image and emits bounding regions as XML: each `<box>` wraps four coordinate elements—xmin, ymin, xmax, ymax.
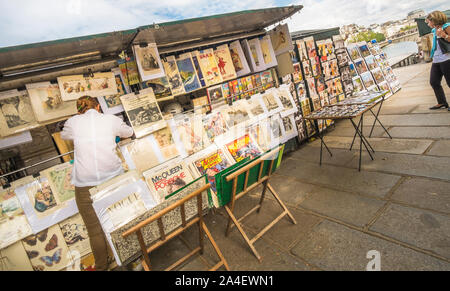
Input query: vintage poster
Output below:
<box><xmin>292</xmin><ymin>62</ymin><xmax>303</xmax><ymax>83</ymax></box>
<box><xmin>219</xmin><ymin>104</ymin><xmax>250</xmax><ymax>128</ymax></box>
<box><xmin>229</xmin><ymin>40</ymin><xmax>251</xmax><ymax>77</ymax></box>
<box><xmin>195</xmin><ymin>49</ymin><xmax>222</xmax><ymax>86</ymax></box>
<box><xmin>57</xmin><ymin>72</ymin><xmax>117</xmax><ymax>101</ymax></box>
<box><xmin>152</xmin><ymin>127</ymin><xmax>180</xmax><ymax>161</ymax></box>
<box><xmin>260</xmin><ymin>35</ymin><xmax>278</xmax><ymax>68</ymax></box>
<box><xmin>173</xmin><ymin>114</ymin><xmax>208</xmax><ymax>155</ymax></box>
<box><xmin>142</xmin><ymin>76</ymin><xmax>173</xmax><ymax>101</ymax></box>
<box><xmin>281</xmin><ymin>114</ymin><xmax>297</xmax><ymax>142</ymax></box>
<box><xmin>119</xmin><ymin>136</ymin><xmax>162</xmax><ymax>174</ymax></box>
<box><xmin>0</xmin><ymin>241</ymin><xmax>33</xmax><ymax>271</ymax></box>
<box><xmin>0</xmin><ymin>90</ymin><xmax>38</xmax><ymax>138</ymax></box>
<box><xmin>247</xmin><ymin>38</ymin><xmax>266</xmax><ymax>72</ymax></box>
<box><xmin>118</xmin><ymin>56</ymin><xmax>141</xmax><ymax>86</ymax></box>
<box><xmin>59</xmin><ymin>214</ymin><xmax>91</xmax><ymax>257</ymax></box>
<box><xmin>176</xmin><ymin>54</ymin><xmax>202</xmax><ymax>93</ymax></box>
<box><xmin>269</xmin><ymin>24</ymin><xmax>294</xmax><ymax>56</ymax></box>
<box><xmin>296</xmin><ymin>40</ymin><xmax>309</xmax><ymax>62</ymax></box>
<box><xmin>305</xmin><ymin>37</ymin><xmax>317</xmax><ymax>59</ymax></box>
<box><xmin>276</xmin><ymin>85</ymin><xmax>298</xmax><ymax>117</ymax></box>
<box><xmin>214</xmin><ymin>44</ymin><xmax>237</xmax><ymax>81</ymax></box>
<box><xmin>0</xmin><ymin>187</ymin><xmax>33</xmax><ymax>249</ymax></box>
<box><xmin>162</xmin><ymin>56</ymin><xmax>185</xmax><ymax>96</ymax></box>
<box><xmin>40</xmin><ymin>162</ymin><xmax>75</xmax><ymax>204</ymax></box>
<box><xmin>26</xmin><ymin>82</ymin><xmax>77</xmax><ymax>122</ymax></box>
<box><xmin>22</xmin><ymin>224</ymin><xmax>73</xmax><ymax>271</ymax></box>
<box><xmin>207</xmin><ymin>85</ymin><xmax>225</xmax><ymax>107</ymax></box>
<box><xmin>133</xmin><ymin>43</ymin><xmax>165</xmax><ymax>81</ymax></box>
<box><xmin>355</xmin><ymin>59</ymin><xmax>369</xmax><ymax>75</ymax></box>
<box><xmin>189</xmin><ymin>52</ymin><xmax>207</xmax><ymax>87</ymax></box>
<box><xmin>143</xmin><ymin>161</ymin><xmax>194</xmax><ymax>204</ymax></box>
<box><xmin>202</xmin><ymin>111</ymin><xmax>228</xmax><ymax>143</ymax></box>
<box><xmin>98</xmin><ymin>68</ymin><xmax>129</xmax><ymax>115</ymax></box>
<box><xmin>261</xmin><ymin>89</ymin><xmax>283</xmax><ymax>116</ymax></box>
<box><xmin>225</xmin><ymin>134</ymin><xmax>262</xmax><ymax>163</ymax></box>
<box><xmin>120</xmin><ymin>88</ymin><xmax>166</xmax><ymax>138</ymax></box>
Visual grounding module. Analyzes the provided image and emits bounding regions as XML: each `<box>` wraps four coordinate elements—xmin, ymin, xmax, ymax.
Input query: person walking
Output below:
<box><xmin>426</xmin><ymin>11</ymin><xmax>450</xmax><ymax>111</ymax></box>
<box><xmin>61</xmin><ymin>96</ymin><xmax>134</xmax><ymax>270</ymax></box>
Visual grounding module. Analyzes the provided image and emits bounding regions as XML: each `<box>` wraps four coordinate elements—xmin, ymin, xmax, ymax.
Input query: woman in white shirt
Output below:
<box><xmin>61</xmin><ymin>96</ymin><xmax>133</xmax><ymax>270</ymax></box>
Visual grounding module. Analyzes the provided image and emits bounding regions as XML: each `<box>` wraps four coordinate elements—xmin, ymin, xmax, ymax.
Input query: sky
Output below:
<box><xmin>0</xmin><ymin>0</ymin><xmax>448</xmax><ymax>48</ymax></box>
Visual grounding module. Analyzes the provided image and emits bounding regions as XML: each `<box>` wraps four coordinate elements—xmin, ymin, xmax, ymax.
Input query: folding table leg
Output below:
<box><xmin>369</xmin><ymin>104</ymin><xmax>392</xmax><ymax>139</ymax></box>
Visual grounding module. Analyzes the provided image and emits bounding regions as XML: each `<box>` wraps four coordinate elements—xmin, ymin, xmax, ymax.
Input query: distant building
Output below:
<box><xmin>407</xmin><ymin>9</ymin><xmax>426</xmax><ymax>20</ymax></box>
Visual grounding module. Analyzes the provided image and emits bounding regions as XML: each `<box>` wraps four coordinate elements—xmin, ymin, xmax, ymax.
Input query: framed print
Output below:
<box><xmin>162</xmin><ymin>56</ymin><xmax>185</xmax><ymax>96</ymax></box>
<box><xmin>133</xmin><ymin>43</ymin><xmax>165</xmax><ymax>81</ymax></box>
<box><xmin>26</xmin><ymin>82</ymin><xmax>77</xmax><ymax>122</ymax></box>
<box><xmin>214</xmin><ymin>44</ymin><xmax>237</xmax><ymax>81</ymax></box>
<box><xmin>0</xmin><ymin>90</ymin><xmax>38</xmax><ymax>138</ymax></box>
<box><xmin>229</xmin><ymin>40</ymin><xmax>251</xmax><ymax>77</ymax></box>
<box><xmin>57</xmin><ymin>72</ymin><xmax>117</xmax><ymax>101</ymax></box>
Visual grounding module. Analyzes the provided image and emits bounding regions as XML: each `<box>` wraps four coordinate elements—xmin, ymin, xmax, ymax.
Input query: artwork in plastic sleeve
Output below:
<box><xmin>0</xmin><ymin>90</ymin><xmax>38</xmax><ymax>138</ymax></box>
<box><xmin>305</xmin><ymin>37</ymin><xmax>317</xmax><ymax>59</ymax></box>
<box><xmin>261</xmin><ymin>89</ymin><xmax>283</xmax><ymax>115</ymax></box>
<box><xmin>195</xmin><ymin>49</ymin><xmax>222</xmax><ymax>86</ymax></box>
<box><xmin>294</xmin><ymin>113</ymin><xmax>307</xmax><ymax>141</ymax></box>
<box><xmin>142</xmin><ymin>76</ymin><xmax>173</xmax><ymax>102</ymax></box>
<box><xmin>355</xmin><ymin>59</ymin><xmax>369</xmax><ymax>75</ymax></box>
<box><xmin>22</xmin><ymin>225</ymin><xmax>73</xmax><ymax>271</ymax></box>
<box><xmin>119</xmin><ymin>136</ymin><xmax>161</xmax><ymax>174</ymax></box>
<box><xmin>296</xmin><ymin>40</ymin><xmax>309</xmax><ymax>62</ymax></box>
<box><xmin>120</xmin><ymin>88</ymin><xmax>166</xmax><ymax>138</ymax></box>
<box><xmin>118</xmin><ymin>56</ymin><xmax>141</xmax><ymax>86</ymax></box>
<box><xmin>207</xmin><ymin>85</ymin><xmax>225</xmax><ymax>109</ymax></box>
<box><xmin>281</xmin><ymin>114</ymin><xmax>297</xmax><ymax>141</ymax></box>
<box><xmin>307</xmin><ymin>77</ymin><xmax>319</xmax><ymax>99</ymax></box>
<box><xmin>358</xmin><ymin>43</ymin><xmax>372</xmax><ymax>58</ymax></box>
<box><xmin>107</xmin><ymin>193</ymin><xmax>148</xmax><ymax>229</ymax></box>
<box><xmin>269</xmin><ymin>24</ymin><xmax>293</xmax><ymax>55</ymax></box>
<box><xmin>260</xmin><ymin>35</ymin><xmax>278</xmax><ymax>68</ymax></box>
<box><xmin>337</xmin><ymin>52</ymin><xmax>350</xmax><ymax>67</ymax></box>
<box><xmin>202</xmin><ymin>112</ymin><xmax>228</xmax><ymax>143</ymax></box>
<box><xmin>343</xmin><ymin>80</ymin><xmax>355</xmax><ymax>96</ymax></box>
<box><xmin>162</xmin><ymin>56</ymin><xmax>185</xmax><ymax>96</ymax></box>
<box><xmin>221</xmin><ymin>82</ymin><xmax>231</xmax><ymax>100</ymax></box>
<box><xmin>248</xmin><ymin>38</ymin><xmax>266</xmax><ymax>72</ymax></box>
<box><xmin>214</xmin><ymin>44</ymin><xmax>238</xmax><ymax>81</ymax></box>
<box><xmin>0</xmin><ymin>241</ymin><xmax>33</xmax><ymax>271</ymax></box>
<box><xmin>310</xmin><ymin>56</ymin><xmax>322</xmax><ymax>77</ymax></box>
<box><xmin>173</xmin><ymin>114</ymin><xmax>208</xmax><ymax>155</ymax></box>
<box><xmin>219</xmin><ymin>102</ymin><xmax>250</xmax><ymax>128</ymax></box>
<box><xmin>296</xmin><ymin>82</ymin><xmax>307</xmax><ymax>100</ymax></box>
<box><xmin>348</xmin><ymin>45</ymin><xmax>362</xmax><ymax>61</ymax></box>
<box><xmin>292</xmin><ymin>62</ymin><xmax>303</xmax><ymax>83</ymax></box>
<box><xmin>133</xmin><ymin>43</ymin><xmax>165</xmax><ymax>81</ymax></box>
<box><xmin>176</xmin><ymin>55</ymin><xmax>202</xmax><ymax>93</ymax></box>
<box><xmin>365</xmin><ymin>55</ymin><xmax>378</xmax><ymax>71</ymax></box>
<box><xmin>225</xmin><ymin>134</ymin><xmax>262</xmax><ymax>163</ymax></box>
<box><xmin>269</xmin><ymin>114</ymin><xmax>284</xmax><ymax>144</ymax></box>
<box><xmin>277</xmin><ymin>85</ymin><xmax>298</xmax><ymax>117</ymax></box>
<box><xmin>143</xmin><ymin>161</ymin><xmax>194</xmax><ymax>204</ymax></box>
<box><xmin>59</xmin><ymin>214</ymin><xmax>91</xmax><ymax>257</ymax></box>
<box><xmin>244</xmin><ymin>95</ymin><xmax>266</xmax><ymax>119</ymax></box>
<box><xmin>26</xmin><ymin>82</ymin><xmax>77</xmax><ymax>122</ymax></box>
<box><xmin>229</xmin><ymin>40</ymin><xmax>251</xmax><ymax>77</ymax></box>
<box><xmin>41</xmin><ymin>163</ymin><xmax>75</xmax><ymax>204</ymax></box>
<box><xmin>260</xmin><ymin>69</ymin><xmax>274</xmax><ymax>90</ymax></box>
<box><xmin>98</xmin><ymin>68</ymin><xmax>129</xmax><ymax>115</ymax></box>
<box><xmin>352</xmin><ymin>77</ymin><xmax>365</xmax><ymax>93</ymax></box>
<box><xmin>0</xmin><ymin>187</ymin><xmax>33</xmax><ymax>249</ymax></box>
<box><xmin>372</xmin><ymin>68</ymin><xmax>386</xmax><ymax>84</ymax></box>
<box><xmin>190</xmin><ymin>51</ymin><xmax>207</xmax><ymax>88</ymax></box>
<box><xmin>152</xmin><ymin>127</ymin><xmax>180</xmax><ymax>161</ymax></box>
<box><xmin>302</xmin><ymin>60</ymin><xmax>312</xmax><ymax>78</ymax></box>
<box><xmin>57</xmin><ymin>72</ymin><xmax>117</xmax><ymax>101</ymax></box>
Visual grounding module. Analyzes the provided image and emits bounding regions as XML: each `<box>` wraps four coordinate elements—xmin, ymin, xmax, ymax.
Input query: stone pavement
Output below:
<box><xmin>129</xmin><ymin>63</ymin><xmax>450</xmax><ymax>271</ymax></box>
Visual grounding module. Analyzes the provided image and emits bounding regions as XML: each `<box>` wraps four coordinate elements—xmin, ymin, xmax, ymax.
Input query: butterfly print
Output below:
<box><xmin>23</xmin><ymin>229</ymin><xmax>49</xmax><ymax>246</ymax></box>
<box><xmin>44</xmin><ymin>234</ymin><xmax>58</xmax><ymax>252</ymax></box>
<box><xmin>39</xmin><ymin>248</ymin><xmax>62</xmax><ymax>267</ymax></box>
<box><xmin>26</xmin><ymin>250</ymin><xmax>39</xmax><ymax>259</ymax></box>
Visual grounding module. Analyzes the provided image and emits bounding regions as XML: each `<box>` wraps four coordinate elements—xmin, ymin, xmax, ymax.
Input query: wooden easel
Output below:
<box><xmin>121</xmin><ymin>183</ymin><xmax>229</xmax><ymax>271</ymax></box>
<box><xmin>223</xmin><ymin>146</ymin><xmax>297</xmax><ymax>262</ymax></box>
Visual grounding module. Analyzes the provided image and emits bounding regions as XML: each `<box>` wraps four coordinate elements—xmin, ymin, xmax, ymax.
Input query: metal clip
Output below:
<box><xmin>32</xmin><ymin>172</ymin><xmax>40</xmax><ymax>178</ymax></box>
<box><xmin>139</xmin><ymin>42</ymin><xmax>148</xmax><ymax>48</ymax></box>
<box><xmin>83</xmin><ymin>69</ymin><xmax>94</xmax><ymax>78</ymax></box>
<box><xmin>2</xmin><ymin>183</ymin><xmax>11</xmax><ymax>190</ymax></box>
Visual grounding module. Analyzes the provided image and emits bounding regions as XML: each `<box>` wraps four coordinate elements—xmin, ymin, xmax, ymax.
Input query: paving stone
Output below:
<box><xmin>426</xmin><ymin>140</ymin><xmax>450</xmax><ymax>157</ymax></box>
<box><xmin>265</xmin><ymin>174</ymin><xmax>316</xmax><ymax>206</ymax></box>
<box><xmin>325</xmin><ymin>125</ymin><xmax>387</xmax><ymax>138</ymax></box>
<box><xmin>360</xmin><ymin>152</ymin><xmax>450</xmax><ymax>181</ymax></box>
<box><xmin>309</xmin><ymin>136</ymin><xmax>432</xmax><ymax>155</ymax></box>
<box><xmin>277</xmin><ymin>158</ymin><xmax>401</xmax><ymax>198</ymax></box>
<box><xmin>297</xmin><ymin>186</ymin><xmax>386</xmax><ymax>228</ymax></box>
<box><xmin>338</xmin><ymin>114</ymin><xmax>450</xmax><ymax>128</ymax></box>
<box><xmin>391</xmin><ymin>177</ymin><xmax>450</xmax><ymax>214</ymax></box>
<box><xmin>411</xmin><ymin>105</ymin><xmax>450</xmax><ymax>114</ymax></box>
<box><xmin>370</xmin><ymin>204</ymin><xmax>450</xmax><ymax>259</ymax></box>
<box><xmin>382</xmin><ymin>126</ymin><xmax>450</xmax><ymax>139</ymax></box>
<box><xmin>291</xmin><ymin>220</ymin><xmax>450</xmax><ymax>271</ymax></box>
<box><xmin>379</xmin><ymin>105</ymin><xmax>418</xmax><ymax>115</ymax></box>
<box><xmin>287</xmin><ymin>145</ymin><xmax>356</xmax><ymax>168</ymax></box>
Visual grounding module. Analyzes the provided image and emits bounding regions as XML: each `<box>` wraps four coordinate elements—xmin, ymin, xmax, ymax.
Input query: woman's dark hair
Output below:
<box><xmin>77</xmin><ymin>96</ymin><xmax>100</xmax><ymax>114</ymax></box>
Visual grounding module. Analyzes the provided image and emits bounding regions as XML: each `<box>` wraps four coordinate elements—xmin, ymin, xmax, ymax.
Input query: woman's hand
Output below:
<box><xmin>436</xmin><ymin>27</ymin><xmax>447</xmax><ymax>38</ymax></box>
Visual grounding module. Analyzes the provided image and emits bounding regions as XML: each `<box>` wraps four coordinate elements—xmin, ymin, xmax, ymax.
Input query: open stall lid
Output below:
<box><xmin>0</xmin><ymin>5</ymin><xmax>302</xmax><ymax>80</ymax></box>
<box><xmin>291</xmin><ymin>27</ymin><xmax>341</xmax><ymax>41</ymax></box>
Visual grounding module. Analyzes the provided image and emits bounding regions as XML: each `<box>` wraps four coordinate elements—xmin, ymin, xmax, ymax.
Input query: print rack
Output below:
<box><xmin>121</xmin><ymin>182</ymin><xmax>230</xmax><ymax>271</ymax></box>
<box><xmin>217</xmin><ymin>145</ymin><xmax>297</xmax><ymax>262</ymax></box>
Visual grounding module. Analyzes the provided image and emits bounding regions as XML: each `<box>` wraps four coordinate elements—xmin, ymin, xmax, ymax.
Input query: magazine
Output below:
<box><xmin>224</xmin><ymin>134</ymin><xmax>262</xmax><ymax>163</ymax></box>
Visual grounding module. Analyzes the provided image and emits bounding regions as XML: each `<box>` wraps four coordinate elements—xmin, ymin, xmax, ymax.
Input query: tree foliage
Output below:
<box><xmin>349</xmin><ymin>31</ymin><xmax>386</xmax><ymax>43</ymax></box>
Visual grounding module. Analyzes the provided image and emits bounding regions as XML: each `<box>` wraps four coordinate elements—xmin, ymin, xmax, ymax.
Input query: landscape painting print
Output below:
<box><xmin>176</xmin><ymin>55</ymin><xmax>202</xmax><ymax>93</ymax></box>
<box><xmin>57</xmin><ymin>72</ymin><xmax>117</xmax><ymax>101</ymax></box>
<box><xmin>0</xmin><ymin>90</ymin><xmax>38</xmax><ymax>137</ymax></box>
<box><xmin>26</xmin><ymin>82</ymin><xmax>77</xmax><ymax>122</ymax></box>
<box><xmin>133</xmin><ymin>43</ymin><xmax>165</xmax><ymax>81</ymax></box>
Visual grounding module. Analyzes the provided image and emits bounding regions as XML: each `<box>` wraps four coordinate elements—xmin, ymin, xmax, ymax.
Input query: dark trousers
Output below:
<box><xmin>430</xmin><ymin>59</ymin><xmax>450</xmax><ymax>106</ymax></box>
<box><xmin>75</xmin><ymin>186</ymin><xmax>110</xmax><ymax>271</ymax></box>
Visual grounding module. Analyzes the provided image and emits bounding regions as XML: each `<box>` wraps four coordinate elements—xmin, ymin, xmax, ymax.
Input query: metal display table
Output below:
<box><xmin>304</xmin><ymin>103</ymin><xmax>378</xmax><ymax>171</ymax></box>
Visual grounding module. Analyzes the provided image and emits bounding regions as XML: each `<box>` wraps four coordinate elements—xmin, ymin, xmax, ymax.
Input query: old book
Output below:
<box><xmin>120</xmin><ymin>88</ymin><xmax>166</xmax><ymax>138</ymax></box>
<box><xmin>176</xmin><ymin>54</ymin><xmax>202</xmax><ymax>93</ymax></box>
<box><xmin>0</xmin><ymin>90</ymin><xmax>38</xmax><ymax>138</ymax></box>
<box><xmin>133</xmin><ymin>43</ymin><xmax>165</xmax><ymax>81</ymax></box>
<box><xmin>162</xmin><ymin>56</ymin><xmax>185</xmax><ymax>96</ymax></box>
<box><xmin>229</xmin><ymin>40</ymin><xmax>251</xmax><ymax>77</ymax></box>
<box><xmin>26</xmin><ymin>82</ymin><xmax>77</xmax><ymax>122</ymax></box>
<box><xmin>143</xmin><ymin>159</ymin><xmax>194</xmax><ymax>204</ymax></box>
<box><xmin>57</xmin><ymin>72</ymin><xmax>117</xmax><ymax>101</ymax></box>
<box><xmin>214</xmin><ymin>44</ymin><xmax>237</xmax><ymax>81</ymax></box>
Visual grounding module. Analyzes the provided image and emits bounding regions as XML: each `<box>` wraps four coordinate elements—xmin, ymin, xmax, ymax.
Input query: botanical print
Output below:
<box><xmin>0</xmin><ymin>90</ymin><xmax>37</xmax><ymax>137</ymax></box>
<box><xmin>59</xmin><ymin>214</ymin><xmax>91</xmax><ymax>257</ymax></box>
<box><xmin>214</xmin><ymin>44</ymin><xmax>237</xmax><ymax>81</ymax></box>
<box><xmin>153</xmin><ymin>127</ymin><xmax>179</xmax><ymax>161</ymax></box>
<box><xmin>26</xmin><ymin>82</ymin><xmax>77</xmax><ymax>122</ymax></box>
<box><xmin>57</xmin><ymin>72</ymin><xmax>117</xmax><ymax>101</ymax></box>
<box><xmin>22</xmin><ymin>224</ymin><xmax>72</xmax><ymax>271</ymax></box>
<box><xmin>162</xmin><ymin>56</ymin><xmax>185</xmax><ymax>96</ymax></box>
<box><xmin>133</xmin><ymin>43</ymin><xmax>165</xmax><ymax>81</ymax></box>
<box><xmin>41</xmin><ymin>163</ymin><xmax>75</xmax><ymax>204</ymax></box>
<box><xmin>106</xmin><ymin>192</ymin><xmax>147</xmax><ymax>229</ymax></box>
<box><xmin>0</xmin><ymin>188</ymin><xmax>33</xmax><ymax>249</ymax></box>
<box><xmin>176</xmin><ymin>55</ymin><xmax>202</xmax><ymax>93</ymax></box>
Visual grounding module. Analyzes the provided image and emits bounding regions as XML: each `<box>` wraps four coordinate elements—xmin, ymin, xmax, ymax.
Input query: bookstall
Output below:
<box><xmin>0</xmin><ymin>5</ymin><xmax>303</xmax><ymax>271</ymax></box>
